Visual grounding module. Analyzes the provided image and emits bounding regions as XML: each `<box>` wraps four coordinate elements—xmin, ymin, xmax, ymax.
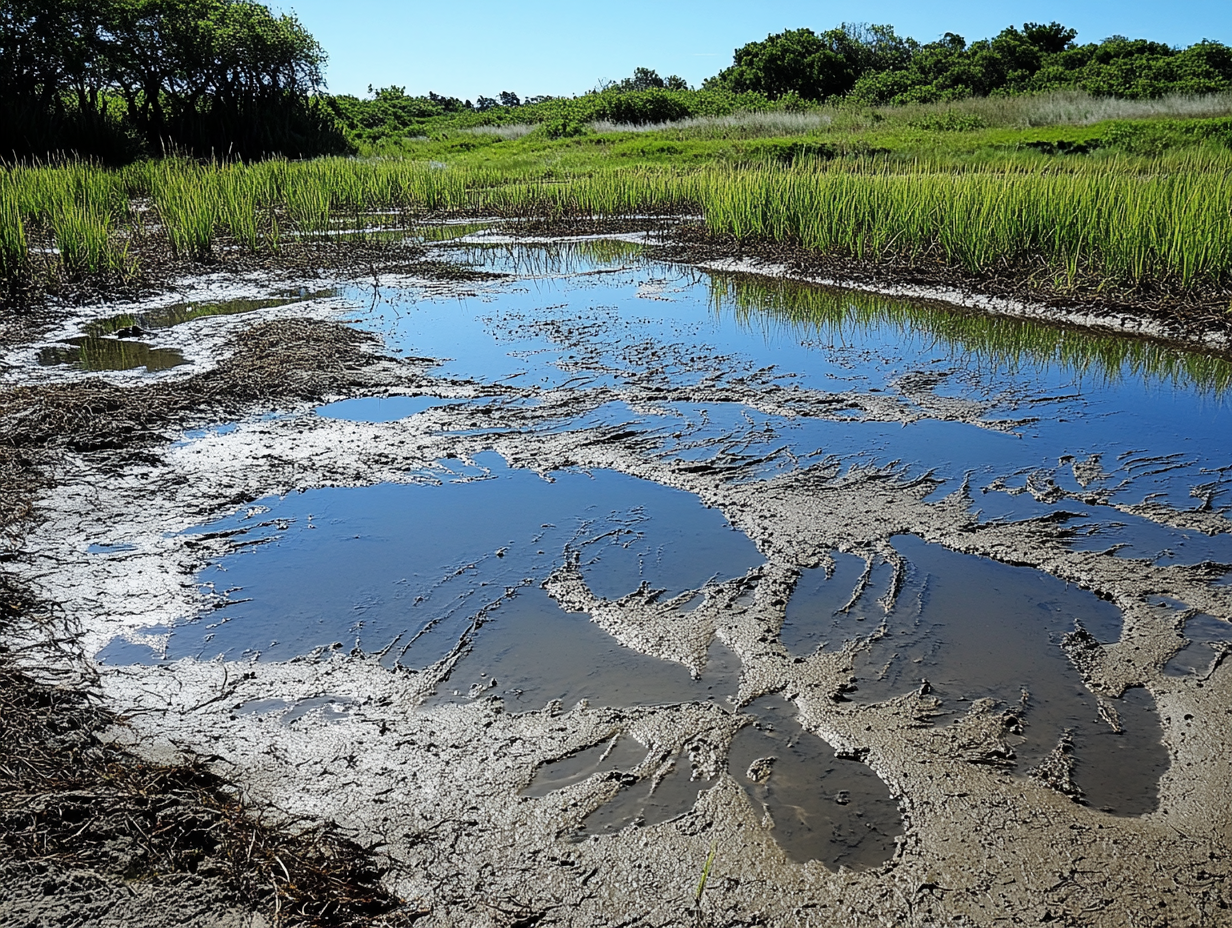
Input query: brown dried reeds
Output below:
<box><xmin>0</xmin><ymin>576</ymin><xmax>419</xmax><ymax>927</ymax></box>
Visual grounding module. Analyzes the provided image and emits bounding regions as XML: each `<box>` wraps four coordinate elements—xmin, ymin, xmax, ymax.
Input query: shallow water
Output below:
<box><xmin>728</xmin><ymin>695</ymin><xmax>903</xmax><ymax>868</ymax></box>
<box><xmin>95</xmin><ymin>241</ymin><xmax>1232</xmax><ymax>859</ymax></box>
<box><xmin>782</xmin><ymin>535</ymin><xmax>1167</xmax><ymax>814</ymax></box>
<box><xmin>37</xmin><ymin>288</ymin><xmax>336</xmax><ymax>372</ymax></box>
<box><xmin>122</xmin><ymin>454</ymin><xmax>762</xmax><ymax>666</ymax></box>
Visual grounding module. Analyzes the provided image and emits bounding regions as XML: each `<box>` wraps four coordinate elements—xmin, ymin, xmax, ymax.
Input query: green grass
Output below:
<box><xmin>0</xmin><ymin>181</ymin><xmax>28</xmax><ymax>283</ymax></box>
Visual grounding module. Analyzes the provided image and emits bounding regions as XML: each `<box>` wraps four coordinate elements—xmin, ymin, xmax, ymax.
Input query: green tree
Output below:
<box><xmin>0</xmin><ymin>0</ymin><xmax>347</xmax><ymax>161</ymax></box>
<box><xmin>707</xmin><ymin>24</ymin><xmax>916</xmax><ymax>101</ymax></box>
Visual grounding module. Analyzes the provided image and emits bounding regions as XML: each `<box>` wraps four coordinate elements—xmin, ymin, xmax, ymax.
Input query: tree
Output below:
<box><xmin>707</xmin><ymin>24</ymin><xmax>916</xmax><ymax>101</ymax></box>
<box><xmin>0</xmin><ymin>0</ymin><xmax>348</xmax><ymax>161</ymax></box>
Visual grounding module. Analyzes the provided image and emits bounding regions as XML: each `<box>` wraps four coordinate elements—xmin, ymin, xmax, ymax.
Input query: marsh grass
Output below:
<box><xmin>0</xmin><ymin>183</ymin><xmax>28</xmax><ymax>283</ymax></box>
<box><xmin>150</xmin><ymin>165</ymin><xmax>217</xmax><ymax>258</ymax></box>
<box><xmin>1</xmin><ymin>148</ymin><xmax>1230</xmax><ymax>298</ymax></box>
<box><xmin>710</xmin><ymin>271</ymin><xmax>1232</xmax><ymax>394</ymax></box>
<box><xmin>217</xmin><ymin>168</ymin><xmax>260</xmax><ymax>250</ymax></box>
<box><xmin>593</xmin><ymin>110</ymin><xmax>835</xmax><ymax>139</ymax></box>
<box><xmin>697</xmin><ymin>160</ymin><xmax>1232</xmax><ymax>291</ymax></box>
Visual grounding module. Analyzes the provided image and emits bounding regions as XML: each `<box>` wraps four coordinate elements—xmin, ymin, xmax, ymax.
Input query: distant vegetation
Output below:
<box><xmin>330</xmin><ymin>22</ymin><xmax>1232</xmax><ymax>146</ymax></box>
<box><xmin>0</xmin><ymin>0</ymin><xmax>350</xmax><ymax>162</ymax></box>
<box><xmin>5</xmin><ymin>5</ymin><xmax>1230</xmax><ymax>162</ymax></box>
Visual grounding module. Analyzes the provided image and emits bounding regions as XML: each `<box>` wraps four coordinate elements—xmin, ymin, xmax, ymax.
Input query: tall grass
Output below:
<box><xmin>0</xmin><ymin>181</ymin><xmax>28</xmax><ymax>282</ymax></box>
<box><xmin>149</xmin><ymin>162</ymin><xmax>217</xmax><ymax>258</ymax></box>
<box><xmin>1</xmin><ymin>152</ymin><xmax>1229</xmax><ymax>297</ymax></box>
<box><xmin>696</xmin><ymin>161</ymin><xmax>1232</xmax><ymax>291</ymax></box>
<box><xmin>2</xmin><ymin>161</ymin><xmax>133</xmax><ymax>279</ymax></box>
<box><xmin>217</xmin><ymin>166</ymin><xmax>260</xmax><ymax>250</ymax></box>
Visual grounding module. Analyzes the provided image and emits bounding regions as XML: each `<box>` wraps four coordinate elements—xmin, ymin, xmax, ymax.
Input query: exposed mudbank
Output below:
<box><xmin>2</xmin><ymin>242</ymin><xmax>1231</xmax><ymax>926</ymax></box>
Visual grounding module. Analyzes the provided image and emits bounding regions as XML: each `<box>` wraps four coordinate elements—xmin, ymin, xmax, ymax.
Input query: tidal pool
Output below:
<box><xmin>93</xmin><ymin>241</ymin><xmax>1232</xmax><ymax>870</ymax></box>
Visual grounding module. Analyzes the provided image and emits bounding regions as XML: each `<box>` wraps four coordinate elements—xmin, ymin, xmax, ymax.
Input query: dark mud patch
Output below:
<box><xmin>0</xmin><ymin>579</ymin><xmax>412</xmax><ymax>928</ymax></box>
<box><xmin>1</xmin><ymin>318</ymin><xmax>393</xmax><ymax>453</ymax></box>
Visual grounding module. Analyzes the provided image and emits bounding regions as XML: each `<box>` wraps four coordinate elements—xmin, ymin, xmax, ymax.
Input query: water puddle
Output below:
<box><xmin>85</xmin><ymin>289</ymin><xmax>339</xmax><ymax>337</ymax></box>
<box><xmin>1164</xmin><ymin>612</ymin><xmax>1232</xmax><ymax>677</ymax></box>
<box><xmin>37</xmin><ymin>288</ymin><xmax>336</xmax><ymax>372</ymax></box>
<box><xmin>729</xmin><ymin>695</ymin><xmax>902</xmax><ymax>868</ymax></box>
<box><xmin>782</xmin><ymin>534</ymin><xmax>1167</xmax><ymax>814</ymax></box>
<box><xmin>522</xmin><ymin>734</ymin><xmax>649</xmax><ymax>797</ymax></box>
<box><xmin>233</xmin><ymin>695</ymin><xmax>354</xmax><ymax>725</ymax></box>
<box><xmin>577</xmin><ymin>754</ymin><xmax>715</xmax><ymax>837</ymax></box>
<box><xmin>38</xmin><ymin>338</ymin><xmax>188</xmax><ymax>372</ymax></box>
<box><xmin>431</xmin><ymin>588</ymin><xmax>741</xmax><ymax>709</ymax></box>
<box><xmin>117</xmin><ymin>453</ymin><xmax>762</xmax><ymax>665</ymax></box>
<box><xmin>315</xmin><ymin>395</ymin><xmax>469</xmax><ymax>422</ymax></box>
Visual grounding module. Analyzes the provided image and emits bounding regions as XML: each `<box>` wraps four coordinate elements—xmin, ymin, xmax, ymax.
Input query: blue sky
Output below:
<box><xmin>277</xmin><ymin>0</ymin><xmax>1232</xmax><ymax>99</ymax></box>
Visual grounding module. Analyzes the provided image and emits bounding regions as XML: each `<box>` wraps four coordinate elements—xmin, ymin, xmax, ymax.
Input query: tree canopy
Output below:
<box><xmin>702</xmin><ymin>21</ymin><xmax>1232</xmax><ymax>104</ymax></box>
<box><xmin>0</xmin><ymin>0</ymin><xmax>349</xmax><ymax>161</ymax></box>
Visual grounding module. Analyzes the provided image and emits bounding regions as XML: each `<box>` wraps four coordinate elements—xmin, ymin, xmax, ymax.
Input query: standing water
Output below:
<box><xmin>98</xmin><ymin>239</ymin><xmax>1231</xmax><ymax>865</ymax></box>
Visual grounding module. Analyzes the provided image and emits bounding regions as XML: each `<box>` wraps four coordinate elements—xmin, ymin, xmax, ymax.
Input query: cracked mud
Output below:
<box><xmin>4</xmin><ymin>238</ymin><xmax>1232</xmax><ymax>926</ymax></box>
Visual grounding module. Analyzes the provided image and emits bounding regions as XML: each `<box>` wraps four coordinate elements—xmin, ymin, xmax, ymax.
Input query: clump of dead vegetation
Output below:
<box><xmin>0</xmin><ymin>577</ymin><xmax>420</xmax><ymax>927</ymax></box>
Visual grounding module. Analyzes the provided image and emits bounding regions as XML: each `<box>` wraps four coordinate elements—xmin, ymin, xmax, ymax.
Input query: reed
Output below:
<box><xmin>0</xmin><ymin>181</ymin><xmax>28</xmax><ymax>282</ymax></box>
<box><xmin>1</xmin><ymin>153</ymin><xmax>1229</xmax><ymax>298</ymax></box>
<box><xmin>150</xmin><ymin>163</ymin><xmax>217</xmax><ymax>258</ymax></box>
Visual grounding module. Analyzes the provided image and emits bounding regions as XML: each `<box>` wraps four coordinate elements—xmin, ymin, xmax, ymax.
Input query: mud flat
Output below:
<box><xmin>2</xmin><ymin>238</ymin><xmax>1232</xmax><ymax>926</ymax></box>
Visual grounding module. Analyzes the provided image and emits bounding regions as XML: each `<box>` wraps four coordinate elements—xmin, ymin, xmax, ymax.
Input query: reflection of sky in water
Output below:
<box><xmin>349</xmin><ymin>245</ymin><xmax>1231</xmax><ymax>527</ymax></box>
<box><xmin>103</xmin><ymin>453</ymin><xmax>762</xmax><ymax>666</ymax></box>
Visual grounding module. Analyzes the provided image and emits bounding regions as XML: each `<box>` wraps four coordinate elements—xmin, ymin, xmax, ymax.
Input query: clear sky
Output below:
<box><xmin>276</xmin><ymin>0</ymin><xmax>1232</xmax><ymax>100</ymax></box>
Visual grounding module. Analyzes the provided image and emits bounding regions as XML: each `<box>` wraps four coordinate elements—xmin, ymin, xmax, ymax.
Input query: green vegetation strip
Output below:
<box><xmin>2</xmin><ymin>151</ymin><xmax>1229</xmax><ymax>298</ymax></box>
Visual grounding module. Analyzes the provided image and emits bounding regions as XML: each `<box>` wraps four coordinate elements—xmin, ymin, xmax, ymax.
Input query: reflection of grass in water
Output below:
<box><xmin>82</xmin><ymin>289</ymin><xmax>338</xmax><ymax>337</ymax></box>
<box><xmin>443</xmin><ymin>238</ymin><xmax>648</xmax><ymax>276</ymax></box>
<box><xmin>38</xmin><ymin>337</ymin><xmax>186</xmax><ymax>372</ymax></box>
<box><xmin>414</xmin><ymin>222</ymin><xmax>493</xmax><ymax>242</ymax></box>
<box><xmin>709</xmin><ymin>272</ymin><xmax>1232</xmax><ymax>396</ymax></box>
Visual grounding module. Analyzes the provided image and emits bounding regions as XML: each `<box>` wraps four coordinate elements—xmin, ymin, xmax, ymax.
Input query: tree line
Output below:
<box><xmin>329</xmin><ymin>22</ymin><xmax>1232</xmax><ymax>142</ymax></box>
<box><xmin>6</xmin><ymin>6</ymin><xmax>1230</xmax><ymax>162</ymax></box>
<box><xmin>708</xmin><ymin>23</ymin><xmax>1232</xmax><ymax>104</ymax></box>
<box><xmin>0</xmin><ymin>0</ymin><xmax>351</xmax><ymax>162</ymax></box>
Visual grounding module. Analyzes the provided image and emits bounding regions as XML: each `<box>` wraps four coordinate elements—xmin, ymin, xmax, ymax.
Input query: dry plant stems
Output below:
<box><xmin>593</xmin><ymin>110</ymin><xmax>835</xmax><ymax>138</ymax></box>
<box><xmin>462</xmin><ymin>124</ymin><xmax>536</xmax><ymax>140</ymax></box>
<box><xmin>0</xmin><ymin>582</ymin><xmax>411</xmax><ymax>928</ymax></box>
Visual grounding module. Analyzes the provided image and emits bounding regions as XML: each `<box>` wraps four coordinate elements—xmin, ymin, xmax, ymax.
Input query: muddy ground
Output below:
<box><xmin>2</xmin><ymin>233</ymin><xmax>1231</xmax><ymax>927</ymax></box>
